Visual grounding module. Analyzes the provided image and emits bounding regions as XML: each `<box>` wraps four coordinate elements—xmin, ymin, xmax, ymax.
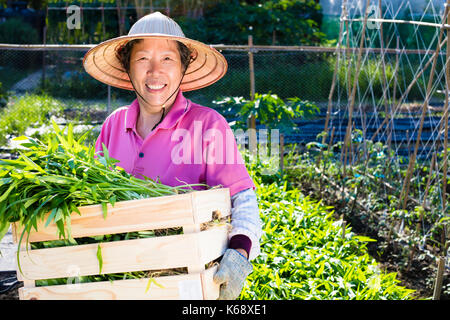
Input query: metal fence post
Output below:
<box><xmin>41</xmin><ymin>24</ymin><xmax>47</xmax><ymax>90</ymax></box>
<box><xmin>107</xmin><ymin>85</ymin><xmax>111</xmax><ymax>114</ymax></box>
<box><xmin>248</xmin><ymin>35</ymin><xmax>256</xmax><ymax>130</ymax></box>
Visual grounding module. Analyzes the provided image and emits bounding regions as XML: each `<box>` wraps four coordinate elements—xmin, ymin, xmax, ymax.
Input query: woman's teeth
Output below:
<box><xmin>146</xmin><ymin>84</ymin><xmax>165</xmax><ymax>90</ymax></box>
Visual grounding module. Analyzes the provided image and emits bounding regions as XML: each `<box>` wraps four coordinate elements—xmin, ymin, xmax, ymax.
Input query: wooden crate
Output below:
<box><xmin>11</xmin><ymin>188</ymin><xmax>231</xmax><ymax>300</ymax></box>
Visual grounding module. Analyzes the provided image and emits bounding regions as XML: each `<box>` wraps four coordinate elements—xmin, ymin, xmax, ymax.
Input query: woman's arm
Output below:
<box><xmin>228</xmin><ymin>187</ymin><xmax>262</xmax><ymax>261</ymax></box>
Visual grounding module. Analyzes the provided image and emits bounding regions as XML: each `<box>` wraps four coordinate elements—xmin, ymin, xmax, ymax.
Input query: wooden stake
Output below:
<box><xmin>341</xmin><ymin>219</ymin><xmax>347</xmax><ymax>240</ymax></box>
<box><xmin>101</xmin><ymin>3</ymin><xmax>105</xmax><ymax>42</ymax></box>
<box><xmin>327</xmin><ymin>126</ymin><xmax>335</xmax><ymax>155</ymax></box>
<box><xmin>345</xmin><ymin>0</ymin><xmax>352</xmax><ymax>100</ymax></box>
<box><xmin>320</xmin><ymin>126</ymin><xmax>335</xmax><ymax>194</ymax></box>
<box><xmin>422</xmin><ymin>151</ymin><xmax>437</xmax><ymax>212</ymax></box>
<box><xmin>323</xmin><ymin>0</ymin><xmax>348</xmax><ymax>140</ymax></box>
<box><xmin>378</xmin><ymin>0</ymin><xmax>390</xmax><ymax>128</ymax></box>
<box><xmin>400</xmin><ymin>5</ymin><xmax>449</xmax><ymax>211</ymax></box>
<box><xmin>385</xmin><ymin>36</ymin><xmax>400</xmax><ymax>181</ymax></box>
<box><xmin>432</xmin><ymin>256</ymin><xmax>446</xmax><ymax>300</ymax></box>
<box><xmin>442</xmin><ymin>0</ymin><xmax>450</xmax><ymax>215</ymax></box>
<box><xmin>341</xmin><ymin>0</ymin><xmax>371</xmax><ymax>196</ymax></box>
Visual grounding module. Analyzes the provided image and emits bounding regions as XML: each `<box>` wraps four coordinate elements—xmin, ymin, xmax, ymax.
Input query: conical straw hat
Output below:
<box><xmin>83</xmin><ymin>12</ymin><xmax>227</xmax><ymax>92</ymax></box>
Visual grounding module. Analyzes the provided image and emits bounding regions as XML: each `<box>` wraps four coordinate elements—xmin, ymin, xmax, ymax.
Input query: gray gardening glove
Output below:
<box><xmin>213</xmin><ymin>248</ymin><xmax>253</xmax><ymax>300</ymax></box>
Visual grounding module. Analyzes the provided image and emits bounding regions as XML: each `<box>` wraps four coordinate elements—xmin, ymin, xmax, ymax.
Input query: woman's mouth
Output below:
<box><xmin>145</xmin><ymin>83</ymin><xmax>167</xmax><ymax>92</ymax></box>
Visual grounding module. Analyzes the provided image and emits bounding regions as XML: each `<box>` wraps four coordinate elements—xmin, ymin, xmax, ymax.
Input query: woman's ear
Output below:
<box><xmin>190</xmin><ymin>47</ymin><xmax>198</xmax><ymax>62</ymax></box>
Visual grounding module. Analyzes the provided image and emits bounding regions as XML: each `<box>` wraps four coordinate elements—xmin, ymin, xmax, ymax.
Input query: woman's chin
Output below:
<box><xmin>139</xmin><ymin>96</ymin><xmax>169</xmax><ymax>109</ymax></box>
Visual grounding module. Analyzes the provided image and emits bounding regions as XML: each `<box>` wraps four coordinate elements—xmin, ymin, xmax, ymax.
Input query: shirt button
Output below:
<box><xmin>139</xmin><ymin>152</ymin><xmax>144</xmax><ymax>158</ymax></box>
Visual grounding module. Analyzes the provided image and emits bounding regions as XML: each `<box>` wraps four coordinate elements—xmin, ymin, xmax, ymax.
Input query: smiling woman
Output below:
<box><xmin>116</xmin><ymin>38</ymin><xmax>193</xmax><ymax>131</ymax></box>
<box><xmin>82</xmin><ymin>12</ymin><xmax>262</xmax><ymax>300</ymax></box>
<box><xmin>120</xmin><ymin>38</ymin><xmax>189</xmax><ymax>138</ymax></box>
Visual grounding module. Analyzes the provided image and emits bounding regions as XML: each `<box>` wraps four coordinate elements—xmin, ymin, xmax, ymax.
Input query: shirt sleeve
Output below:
<box><xmin>229</xmin><ymin>187</ymin><xmax>262</xmax><ymax>261</ymax></box>
<box><xmin>203</xmin><ymin>118</ymin><xmax>256</xmax><ymax>198</ymax></box>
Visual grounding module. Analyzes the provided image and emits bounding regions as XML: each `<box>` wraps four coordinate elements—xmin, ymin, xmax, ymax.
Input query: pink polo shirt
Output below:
<box><xmin>95</xmin><ymin>90</ymin><xmax>256</xmax><ymax>198</ymax></box>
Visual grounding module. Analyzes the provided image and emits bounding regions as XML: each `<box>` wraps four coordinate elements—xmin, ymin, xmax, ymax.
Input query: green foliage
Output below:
<box><xmin>178</xmin><ymin>0</ymin><xmax>326</xmax><ymax>46</ymax></box>
<box><xmin>0</xmin><ymin>18</ymin><xmax>39</xmax><ymax>44</ymax></box>
<box><xmin>0</xmin><ymin>120</ymin><xmax>203</xmax><ymax>271</ymax></box>
<box><xmin>0</xmin><ymin>18</ymin><xmax>42</xmax><ymax>68</ymax></box>
<box><xmin>213</xmin><ymin>92</ymin><xmax>319</xmax><ymax>133</ymax></box>
<box><xmin>336</xmin><ymin>55</ymin><xmax>426</xmax><ymax>102</ymax></box>
<box><xmin>0</xmin><ymin>82</ymin><xmax>7</xmax><ymax>108</ymax></box>
<box><xmin>0</xmin><ymin>93</ymin><xmax>64</xmax><ymax>146</ymax></box>
<box><xmin>38</xmin><ymin>70</ymin><xmax>109</xmax><ymax>100</ymax></box>
<box><xmin>288</xmin><ymin>127</ymin><xmax>449</xmax><ymax>297</ymax></box>
<box><xmin>46</xmin><ymin>1</ymin><xmax>121</xmax><ymax>44</ymax></box>
<box><xmin>239</xmin><ymin>149</ymin><xmax>415</xmax><ymax>300</ymax></box>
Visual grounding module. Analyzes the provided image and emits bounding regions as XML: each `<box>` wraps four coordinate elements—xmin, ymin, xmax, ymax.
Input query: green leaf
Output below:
<box><xmin>0</xmin><ymin>182</ymin><xmax>17</xmax><ymax>202</ymax></box>
<box><xmin>12</xmin><ymin>136</ymin><xmax>30</xmax><ymax>141</ymax></box>
<box><xmin>67</xmin><ymin>123</ymin><xmax>74</xmax><ymax>148</ymax></box>
<box><xmin>315</xmin><ymin>262</ymin><xmax>325</xmax><ymax>277</ymax></box>
<box><xmin>109</xmin><ymin>195</ymin><xmax>117</xmax><ymax>207</ymax></box>
<box><xmin>45</xmin><ymin>208</ymin><xmax>58</xmax><ymax>227</ymax></box>
<box><xmin>55</xmin><ymin>219</ymin><xmax>65</xmax><ymax>239</ymax></box>
<box><xmin>97</xmin><ymin>244</ymin><xmax>103</xmax><ymax>274</ymax></box>
<box><xmin>354</xmin><ymin>235</ymin><xmax>377</xmax><ymax>242</ymax></box>
<box><xmin>145</xmin><ymin>277</ymin><xmax>165</xmax><ymax>293</ymax></box>
<box><xmin>0</xmin><ymin>222</ymin><xmax>10</xmax><ymax>243</ymax></box>
<box><xmin>102</xmin><ymin>202</ymin><xmax>108</xmax><ymax>220</ymax></box>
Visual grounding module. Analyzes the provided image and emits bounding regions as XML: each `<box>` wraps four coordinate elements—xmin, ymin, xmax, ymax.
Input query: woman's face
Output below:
<box><xmin>129</xmin><ymin>38</ymin><xmax>183</xmax><ymax>112</ymax></box>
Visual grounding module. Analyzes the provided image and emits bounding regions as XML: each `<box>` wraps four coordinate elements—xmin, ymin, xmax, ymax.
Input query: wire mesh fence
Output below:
<box><xmin>0</xmin><ymin>43</ymin><xmax>447</xmax><ymax>154</ymax></box>
<box><xmin>0</xmin><ymin>45</ymin><xmax>335</xmax><ymax>105</ymax></box>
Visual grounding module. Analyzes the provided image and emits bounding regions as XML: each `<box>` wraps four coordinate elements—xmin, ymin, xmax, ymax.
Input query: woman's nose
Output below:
<box><xmin>146</xmin><ymin>60</ymin><xmax>163</xmax><ymax>75</ymax></box>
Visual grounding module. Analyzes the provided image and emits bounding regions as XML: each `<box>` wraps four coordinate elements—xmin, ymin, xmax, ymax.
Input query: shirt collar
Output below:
<box><xmin>125</xmin><ymin>90</ymin><xmax>190</xmax><ymax>133</ymax></box>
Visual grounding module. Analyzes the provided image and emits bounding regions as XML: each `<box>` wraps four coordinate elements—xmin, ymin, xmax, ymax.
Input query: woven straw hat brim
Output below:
<box><xmin>83</xmin><ymin>33</ymin><xmax>228</xmax><ymax>92</ymax></box>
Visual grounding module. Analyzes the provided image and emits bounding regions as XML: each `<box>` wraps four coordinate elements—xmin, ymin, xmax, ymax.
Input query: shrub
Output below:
<box><xmin>0</xmin><ymin>82</ymin><xmax>7</xmax><ymax>108</ymax></box>
<box><xmin>0</xmin><ymin>18</ymin><xmax>40</xmax><ymax>44</ymax></box>
<box><xmin>0</xmin><ymin>93</ymin><xmax>64</xmax><ymax>147</ymax></box>
<box><xmin>213</xmin><ymin>92</ymin><xmax>319</xmax><ymax>134</ymax></box>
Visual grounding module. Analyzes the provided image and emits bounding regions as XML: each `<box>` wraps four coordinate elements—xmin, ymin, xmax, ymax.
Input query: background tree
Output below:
<box><xmin>177</xmin><ymin>0</ymin><xmax>326</xmax><ymax>46</ymax></box>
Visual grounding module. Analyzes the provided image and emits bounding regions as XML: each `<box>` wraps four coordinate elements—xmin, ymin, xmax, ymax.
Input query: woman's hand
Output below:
<box><xmin>213</xmin><ymin>248</ymin><xmax>253</xmax><ymax>300</ymax></box>
<box><xmin>235</xmin><ymin>248</ymin><xmax>248</xmax><ymax>259</ymax></box>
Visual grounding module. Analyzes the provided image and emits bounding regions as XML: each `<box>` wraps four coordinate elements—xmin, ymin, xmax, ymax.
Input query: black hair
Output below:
<box><xmin>116</xmin><ymin>39</ymin><xmax>193</xmax><ymax>74</ymax></box>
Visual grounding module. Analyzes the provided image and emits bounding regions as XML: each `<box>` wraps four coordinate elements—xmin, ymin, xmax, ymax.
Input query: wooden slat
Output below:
<box><xmin>17</xmin><ymin>225</ymin><xmax>229</xmax><ymax>281</ymax></box>
<box><xmin>182</xmin><ymin>224</ymin><xmax>205</xmax><ymax>274</ymax></box>
<box><xmin>191</xmin><ymin>188</ymin><xmax>231</xmax><ymax>223</ymax></box>
<box><xmin>201</xmin><ymin>265</ymin><xmax>221</xmax><ymax>300</ymax></box>
<box><xmin>199</xmin><ymin>225</ymin><xmax>229</xmax><ymax>264</ymax></box>
<box><xmin>13</xmin><ymin>188</ymin><xmax>229</xmax><ymax>243</ymax></box>
<box><xmin>19</xmin><ymin>272</ymin><xmax>207</xmax><ymax>300</ymax></box>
